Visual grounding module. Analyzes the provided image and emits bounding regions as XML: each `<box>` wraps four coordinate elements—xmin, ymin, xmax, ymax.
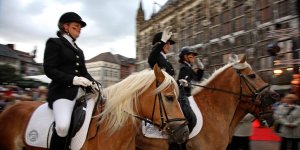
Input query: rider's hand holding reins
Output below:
<box><xmin>179</xmin><ymin>79</ymin><xmax>188</xmax><ymax>87</ymax></box>
<box><xmin>73</xmin><ymin>76</ymin><xmax>92</xmax><ymax>87</ymax></box>
<box><xmin>161</xmin><ymin>26</ymin><xmax>173</xmax><ymax>43</ymax></box>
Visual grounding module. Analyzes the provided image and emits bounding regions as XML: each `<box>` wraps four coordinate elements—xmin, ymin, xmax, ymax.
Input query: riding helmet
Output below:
<box><xmin>58</xmin><ymin>12</ymin><xmax>86</xmax><ymax>27</ymax></box>
<box><xmin>179</xmin><ymin>47</ymin><xmax>198</xmax><ymax>60</ymax></box>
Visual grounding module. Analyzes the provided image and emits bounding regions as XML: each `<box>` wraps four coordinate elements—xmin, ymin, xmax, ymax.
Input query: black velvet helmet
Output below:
<box><xmin>179</xmin><ymin>47</ymin><xmax>198</xmax><ymax>60</ymax></box>
<box><xmin>58</xmin><ymin>12</ymin><xmax>86</xmax><ymax>27</ymax></box>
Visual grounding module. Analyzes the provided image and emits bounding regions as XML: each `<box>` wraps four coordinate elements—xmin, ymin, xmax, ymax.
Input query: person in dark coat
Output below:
<box><xmin>170</xmin><ymin>47</ymin><xmax>204</xmax><ymax>150</ymax></box>
<box><xmin>148</xmin><ymin>26</ymin><xmax>175</xmax><ymax>77</ymax></box>
<box><xmin>177</xmin><ymin>47</ymin><xmax>204</xmax><ymax>96</ymax></box>
<box><xmin>43</xmin><ymin>12</ymin><xmax>96</xmax><ymax>150</ymax></box>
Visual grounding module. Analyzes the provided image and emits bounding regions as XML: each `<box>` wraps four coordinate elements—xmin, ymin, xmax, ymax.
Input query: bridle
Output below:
<box><xmin>88</xmin><ymin>80</ymin><xmax>188</xmax><ymax>140</ymax></box>
<box><xmin>129</xmin><ymin>81</ymin><xmax>188</xmax><ymax>136</ymax></box>
<box><xmin>190</xmin><ymin>67</ymin><xmax>272</xmax><ymax>118</ymax></box>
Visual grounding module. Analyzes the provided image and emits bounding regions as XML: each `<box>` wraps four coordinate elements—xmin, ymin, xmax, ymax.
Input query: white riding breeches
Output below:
<box><xmin>52</xmin><ymin>88</ymin><xmax>84</xmax><ymax>137</ymax></box>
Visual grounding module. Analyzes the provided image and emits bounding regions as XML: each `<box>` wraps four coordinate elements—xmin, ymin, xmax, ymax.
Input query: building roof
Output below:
<box><xmin>87</xmin><ymin>52</ymin><xmax>135</xmax><ymax>65</ymax></box>
<box><xmin>114</xmin><ymin>54</ymin><xmax>135</xmax><ymax>65</ymax></box>
<box><xmin>161</xmin><ymin>0</ymin><xmax>178</xmax><ymax>10</ymax></box>
<box><xmin>0</xmin><ymin>44</ymin><xmax>19</xmax><ymax>59</ymax></box>
<box><xmin>87</xmin><ymin>52</ymin><xmax>119</xmax><ymax>64</ymax></box>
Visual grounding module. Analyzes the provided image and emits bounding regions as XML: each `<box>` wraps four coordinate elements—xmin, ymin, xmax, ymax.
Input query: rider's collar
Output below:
<box><xmin>160</xmin><ymin>52</ymin><xmax>167</xmax><ymax>59</ymax></box>
<box><xmin>62</xmin><ymin>34</ymin><xmax>77</xmax><ymax>49</ymax></box>
<box><xmin>183</xmin><ymin>61</ymin><xmax>192</xmax><ymax>67</ymax></box>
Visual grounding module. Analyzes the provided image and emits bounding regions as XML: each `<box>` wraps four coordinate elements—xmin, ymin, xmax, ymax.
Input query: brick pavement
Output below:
<box><xmin>251</xmin><ymin>141</ymin><xmax>280</xmax><ymax>150</ymax></box>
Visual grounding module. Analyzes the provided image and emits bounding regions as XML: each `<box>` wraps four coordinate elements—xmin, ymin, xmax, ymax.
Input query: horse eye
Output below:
<box><xmin>248</xmin><ymin>74</ymin><xmax>256</xmax><ymax>78</ymax></box>
<box><xmin>165</xmin><ymin>95</ymin><xmax>174</xmax><ymax>101</ymax></box>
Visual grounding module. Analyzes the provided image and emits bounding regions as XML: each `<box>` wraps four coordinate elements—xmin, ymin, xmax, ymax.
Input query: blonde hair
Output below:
<box><xmin>98</xmin><ymin>69</ymin><xmax>178</xmax><ymax>135</ymax></box>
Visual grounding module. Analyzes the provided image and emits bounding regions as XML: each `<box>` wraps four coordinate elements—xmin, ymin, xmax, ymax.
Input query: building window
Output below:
<box><xmin>222</xmin><ymin>10</ymin><xmax>232</xmax><ymax>35</ymax></box>
<box><xmin>257</xmin><ymin>0</ymin><xmax>271</xmax><ymax>23</ymax></box>
<box><xmin>259</xmin><ymin>57</ymin><xmax>273</xmax><ymax>70</ymax></box>
<box><xmin>210</xmin><ymin>15</ymin><xmax>220</xmax><ymax>39</ymax></box>
<box><xmin>196</xmin><ymin>32</ymin><xmax>203</xmax><ymax>43</ymax></box>
<box><xmin>276</xmin><ymin>0</ymin><xmax>289</xmax><ymax>18</ymax></box>
<box><xmin>233</xmin><ymin>4</ymin><xmax>244</xmax><ymax>32</ymax></box>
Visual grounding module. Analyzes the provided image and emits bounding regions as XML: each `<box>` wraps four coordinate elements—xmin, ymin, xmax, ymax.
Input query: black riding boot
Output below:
<box><xmin>169</xmin><ymin>142</ymin><xmax>187</xmax><ymax>150</ymax></box>
<box><xmin>50</xmin><ymin>129</ymin><xmax>67</xmax><ymax>150</ymax></box>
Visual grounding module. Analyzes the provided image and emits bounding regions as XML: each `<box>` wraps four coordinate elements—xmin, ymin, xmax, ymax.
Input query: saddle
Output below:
<box><xmin>25</xmin><ymin>93</ymin><xmax>98</xmax><ymax>149</ymax></box>
<box><xmin>64</xmin><ymin>94</ymin><xmax>89</xmax><ymax>148</ymax></box>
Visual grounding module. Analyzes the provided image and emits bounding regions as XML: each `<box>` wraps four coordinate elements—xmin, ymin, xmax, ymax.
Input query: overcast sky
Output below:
<box><xmin>0</xmin><ymin>0</ymin><xmax>167</xmax><ymax>63</ymax></box>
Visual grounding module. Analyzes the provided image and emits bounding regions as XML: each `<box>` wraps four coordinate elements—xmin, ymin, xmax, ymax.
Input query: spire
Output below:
<box><xmin>139</xmin><ymin>0</ymin><xmax>143</xmax><ymax>10</ymax></box>
<box><xmin>136</xmin><ymin>0</ymin><xmax>145</xmax><ymax>23</ymax></box>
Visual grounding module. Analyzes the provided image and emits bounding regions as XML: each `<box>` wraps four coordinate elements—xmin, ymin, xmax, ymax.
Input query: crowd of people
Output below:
<box><xmin>0</xmin><ymin>85</ymin><xmax>48</xmax><ymax>111</ymax></box>
<box><xmin>226</xmin><ymin>92</ymin><xmax>300</xmax><ymax>150</ymax></box>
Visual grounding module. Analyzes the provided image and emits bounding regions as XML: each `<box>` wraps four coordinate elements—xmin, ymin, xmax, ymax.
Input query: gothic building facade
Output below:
<box><xmin>136</xmin><ymin>0</ymin><xmax>299</xmax><ymax>86</ymax></box>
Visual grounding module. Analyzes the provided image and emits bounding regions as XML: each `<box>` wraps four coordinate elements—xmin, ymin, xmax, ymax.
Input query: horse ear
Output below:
<box><xmin>239</xmin><ymin>54</ymin><xmax>247</xmax><ymax>63</ymax></box>
<box><xmin>154</xmin><ymin>64</ymin><xmax>165</xmax><ymax>83</ymax></box>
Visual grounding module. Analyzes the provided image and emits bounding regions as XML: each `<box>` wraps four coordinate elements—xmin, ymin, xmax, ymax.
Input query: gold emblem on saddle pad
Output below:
<box><xmin>28</xmin><ymin>130</ymin><xmax>38</xmax><ymax>142</ymax></box>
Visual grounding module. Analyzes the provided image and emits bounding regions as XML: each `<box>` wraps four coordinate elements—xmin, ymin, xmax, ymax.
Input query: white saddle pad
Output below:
<box><xmin>25</xmin><ymin>98</ymin><xmax>96</xmax><ymax>150</ymax></box>
<box><xmin>142</xmin><ymin>96</ymin><xmax>203</xmax><ymax>139</ymax></box>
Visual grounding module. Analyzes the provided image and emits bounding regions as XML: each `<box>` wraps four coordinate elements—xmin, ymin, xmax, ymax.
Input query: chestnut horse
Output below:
<box><xmin>0</xmin><ymin>65</ymin><xmax>189</xmax><ymax>150</ymax></box>
<box><xmin>136</xmin><ymin>55</ymin><xmax>279</xmax><ymax>150</ymax></box>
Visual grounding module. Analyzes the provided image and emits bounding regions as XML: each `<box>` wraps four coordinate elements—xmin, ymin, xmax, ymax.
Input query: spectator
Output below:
<box><xmin>227</xmin><ymin>113</ymin><xmax>255</xmax><ymax>150</ymax></box>
<box><xmin>273</xmin><ymin>93</ymin><xmax>300</xmax><ymax>150</ymax></box>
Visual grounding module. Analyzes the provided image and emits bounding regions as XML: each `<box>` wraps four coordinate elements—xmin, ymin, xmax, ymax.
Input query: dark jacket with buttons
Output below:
<box><xmin>148</xmin><ymin>42</ymin><xmax>174</xmax><ymax>77</ymax></box>
<box><xmin>43</xmin><ymin>36</ymin><xmax>94</xmax><ymax>109</ymax></box>
<box><xmin>177</xmin><ymin>62</ymin><xmax>204</xmax><ymax>96</ymax></box>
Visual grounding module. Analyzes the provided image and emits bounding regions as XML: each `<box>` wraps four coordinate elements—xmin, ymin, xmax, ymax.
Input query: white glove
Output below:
<box><xmin>179</xmin><ymin>79</ymin><xmax>189</xmax><ymax>87</ymax></box>
<box><xmin>161</xmin><ymin>26</ymin><xmax>173</xmax><ymax>43</ymax></box>
<box><xmin>196</xmin><ymin>58</ymin><xmax>204</xmax><ymax>70</ymax></box>
<box><xmin>73</xmin><ymin>76</ymin><xmax>92</xmax><ymax>87</ymax></box>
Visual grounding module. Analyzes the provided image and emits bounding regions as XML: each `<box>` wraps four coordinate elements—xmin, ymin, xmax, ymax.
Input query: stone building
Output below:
<box><xmin>136</xmin><ymin>0</ymin><xmax>299</xmax><ymax>87</ymax></box>
<box><xmin>86</xmin><ymin>52</ymin><xmax>135</xmax><ymax>87</ymax></box>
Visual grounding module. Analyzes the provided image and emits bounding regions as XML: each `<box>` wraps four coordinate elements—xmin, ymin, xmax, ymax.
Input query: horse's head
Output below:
<box><xmin>138</xmin><ymin>64</ymin><xmax>189</xmax><ymax>144</ymax></box>
<box><xmin>231</xmin><ymin>55</ymin><xmax>280</xmax><ymax>126</ymax></box>
<box><xmin>100</xmin><ymin>64</ymin><xmax>189</xmax><ymax>144</ymax></box>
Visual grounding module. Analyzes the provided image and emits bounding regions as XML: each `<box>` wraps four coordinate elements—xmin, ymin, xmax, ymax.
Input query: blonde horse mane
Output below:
<box><xmin>192</xmin><ymin>59</ymin><xmax>251</xmax><ymax>95</ymax></box>
<box><xmin>98</xmin><ymin>69</ymin><xmax>179</xmax><ymax>134</ymax></box>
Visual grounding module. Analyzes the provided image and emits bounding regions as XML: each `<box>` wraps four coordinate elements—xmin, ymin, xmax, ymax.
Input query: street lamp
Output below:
<box><xmin>291</xmin><ymin>74</ymin><xmax>300</xmax><ymax>99</ymax></box>
<box><xmin>273</xmin><ymin>68</ymin><xmax>283</xmax><ymax>76</ymax></box>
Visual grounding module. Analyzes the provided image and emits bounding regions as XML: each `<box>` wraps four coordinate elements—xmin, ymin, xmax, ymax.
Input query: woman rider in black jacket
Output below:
<box><xmin>43</xmin><ymin>12</ymin><xmax>96</xmax><ymax>150</ymax></box>
<box><xmin>148</xmin><ymin>26</ymin><xmax>175</xmax><ymax>77</ymax></box>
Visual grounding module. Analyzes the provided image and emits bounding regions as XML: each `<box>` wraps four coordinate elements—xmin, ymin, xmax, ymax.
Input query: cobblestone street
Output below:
<box><xmin>251</xmin><ymin>141</ymin><xmax>280</xmax><ymax>150</ymax></box>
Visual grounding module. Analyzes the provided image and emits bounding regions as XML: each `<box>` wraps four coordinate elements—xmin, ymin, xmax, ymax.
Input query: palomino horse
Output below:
<box><xmin>0</xmin><ymin>65</ymin><xmax>189</xmax><ymax>150</ymax></box>
<box><xmin>136</xmin><ymin>55</ymin><xmax>279</xmax><ymax>150</ymax></box>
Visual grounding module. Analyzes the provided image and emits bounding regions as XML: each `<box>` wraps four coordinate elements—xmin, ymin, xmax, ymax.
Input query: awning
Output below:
<box><xmin>24</xmin><ymin>75</ymin><xmax>51</xmax><ymax>83</ymax></box>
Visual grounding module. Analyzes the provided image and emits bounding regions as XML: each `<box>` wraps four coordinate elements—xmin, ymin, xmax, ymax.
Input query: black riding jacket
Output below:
<box><xmin>148</xmin><ymin>42</ymin><xmax>174</xmax><ymax>77</ymax></box>
<box><xmin>43</xmin><ymin>35</ymin><xmax>94</xmax><ymax>109</ymax></box>
<box><xmin>177</xmin><ymin>62</ymin><xmax>204</xmax><ymax>96</ymax></box>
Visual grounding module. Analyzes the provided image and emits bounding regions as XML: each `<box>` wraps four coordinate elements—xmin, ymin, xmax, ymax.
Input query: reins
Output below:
<box><xmin>127</xmin><ymin>80</ymin><xmax>187</xmax><ymax>135</ymax></box>
<box><xmin>190</xmin><ymin>69</ymin><xmax>270</xmax><ymax>102</ymax></box>
<box><xmin>86</xmin><ymin>81</ymin><xmax>106</xmax><ymax>140</ymax></box>
<box><xmin>190</xmin><ymin>68</ymin><xmax>271</xmax><ymax>122</ymax></box>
